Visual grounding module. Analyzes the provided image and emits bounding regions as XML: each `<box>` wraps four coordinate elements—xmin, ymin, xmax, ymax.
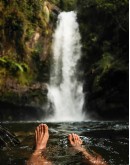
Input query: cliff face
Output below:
<box><xmin>77</xmin><ymin>0</ymin><xmax>129</xmax><ymax>119</ymax></box>
<box><xmin>0</xmin><ymin>0</ymin><xmax>58</xmax><ymax>109</ymax></box>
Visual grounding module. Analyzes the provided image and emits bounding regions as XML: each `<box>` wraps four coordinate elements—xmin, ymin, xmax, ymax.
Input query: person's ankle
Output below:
<box><xmin>35</xmin><ymin>144</ymin><xmax>46</xmax><ymax>151</ymax></box>
<box><xmin>74</xmin><ymin>146</ymin><xmax>86</xmax><ymax>152</ymax></box>
<box><xmin>33</xmin><ymin>149</ymin><xmax>44</xmax><ymax>156</ymax></box>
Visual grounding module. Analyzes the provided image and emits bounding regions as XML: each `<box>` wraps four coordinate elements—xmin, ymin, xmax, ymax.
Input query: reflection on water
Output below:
<box><xmin>0</xmin><ymin>121</ymin><xmax>128</xmax><ymax>165</ymax></box>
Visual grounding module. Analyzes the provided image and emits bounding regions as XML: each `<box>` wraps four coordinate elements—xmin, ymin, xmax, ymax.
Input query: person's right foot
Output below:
<box><xmin>68</xmin><ymin>133</ymin><xmax>108</xmax><ymax>165</ymax></box>
<box><xmin>68</xmin><ymin>133</ymin><xmax>84</xmax><ymax>152</ymax></box>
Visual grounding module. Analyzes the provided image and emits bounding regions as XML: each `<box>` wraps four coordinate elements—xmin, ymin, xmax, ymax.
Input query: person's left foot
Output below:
<box><xmin>27</xmin><ymin>124</ymin><xmax>52</xmax><ymax>164</ymax></box>
<box><xmin>34</xmin><ymin>124</ymin><xmax>49</xmax><ymax>153</ymax></box>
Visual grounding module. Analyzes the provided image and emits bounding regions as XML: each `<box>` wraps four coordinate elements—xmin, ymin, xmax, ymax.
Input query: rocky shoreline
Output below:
<box><xmin>0</xmin><ymin>82</ymin><xmax>48</xmax><ymax>121</ymax></box>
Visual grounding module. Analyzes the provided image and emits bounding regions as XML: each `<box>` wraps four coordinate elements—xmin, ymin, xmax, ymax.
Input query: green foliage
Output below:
<box><xmin>0</xmin><ymin>56</ymin><xmax>32</xmax><ymax>86</ymax></box>
<box><xmin>4</xmin><ymin>9</ymin><xmax>27</xmax><ymax>60</ymax></box>
<box><xmin>0</xmin><ymin>0</ymin><xmax>52</xmax><ymax>86</ymax></box>
<box><xmin>50</xmin><ymin>0</ymin><xmax>77</xmax><ymax>11</ymax></box>
<box><xmin>32</xmin><ymin>51</ymin><xmax>50</xmax><ymax>82</ymax></box>
<box><xmin>61</xmin><ymin>0</ymin><xmax>77</xmax><ymax>11</ymax></box>
<box><xmin>96</xmin><ymin>53</ymin><xmax>114</xmax><ymax>72</ymax></box>
<box><xmin>25</xmin><ymin>28</ymin><xmax>35</xmax><ymax>41</ymax></box>
<box><xmin>77</xmin><ymin>0</ymin><xmax>129</xmax><ymax>71</ymax></box>
<box><xmin>21</xmin><ymin>63</ymin><xmax>29</xmax><ymax>72</ymax></box>
<box><xmin>0</xmin><ymin>57</ymin><xmax>29</xmax><ymax>77</ymax></box>
<box><xmin>0</xmin><ymin>0</ymin><xmax>49</xmax><ymax>58</ymax></box>
<box><xmin>35</xmin><ymin>42</ymin><xmax>43</xmax><ymax>54</ymax></box>
<box><xmin>77</xmin><ymin>0</ymin><xmax>129</xmax><ymax>116</ymax></box>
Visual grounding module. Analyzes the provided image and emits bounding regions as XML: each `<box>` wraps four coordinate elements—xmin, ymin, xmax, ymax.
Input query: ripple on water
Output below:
<box><xmin>0</xmin><ymin>121</ymin><xmax>128</xmax><ymax>165</ymax></box>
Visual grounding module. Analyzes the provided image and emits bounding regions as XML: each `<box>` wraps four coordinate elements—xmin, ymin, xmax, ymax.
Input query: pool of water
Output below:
<box><xmin>0</xmin><ymin>121</ymin><xmax>129</xmax><ymax>165</ymax></box>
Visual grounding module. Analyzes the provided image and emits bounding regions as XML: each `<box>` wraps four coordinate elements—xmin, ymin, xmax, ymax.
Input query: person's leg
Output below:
<box><xmin>27</xmin><ymin>124</ymin><xmax>52</xmax><ymax>165</ymax></box>
<box><xmin>68</xmin><ymin>133</ymin><xmax>108</xmax><ymax>165</ymax></box>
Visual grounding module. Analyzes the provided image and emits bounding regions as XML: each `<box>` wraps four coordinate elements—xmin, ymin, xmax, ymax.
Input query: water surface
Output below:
<box><xmin>0</xmin><ymin>121</ymin><xmax>128</xmax><ymax>165</ymax></box>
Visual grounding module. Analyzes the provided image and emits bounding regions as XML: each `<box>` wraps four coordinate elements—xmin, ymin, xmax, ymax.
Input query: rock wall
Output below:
<box><xmin>77</xmin><ymin>0</ymin><xmax>129</xmax><ymax>120</ymax></box>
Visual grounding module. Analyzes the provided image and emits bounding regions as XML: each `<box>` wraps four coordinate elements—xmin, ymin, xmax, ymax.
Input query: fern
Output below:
<box><xmin>0</xmin><ymin>57</ymin><xmax>29</xmax><ymax>75</ymax></box>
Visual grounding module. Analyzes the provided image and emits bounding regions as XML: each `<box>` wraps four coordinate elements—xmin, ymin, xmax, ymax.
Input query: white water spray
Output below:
<box><xmin>47</xmin><ymin>11</ymin><xmax>85</xmax><ymax>121</ymax></box>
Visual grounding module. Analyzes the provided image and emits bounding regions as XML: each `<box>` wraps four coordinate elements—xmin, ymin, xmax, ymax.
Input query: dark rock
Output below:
<box><xmin>0</xmin><ymin>101</ymin><xmax>47</xmax><ymax>121</ymax></box>
<box><xmin>0</xmin><ymin>83</ymin><xmax>48</xmax><ymax>108</ymax></box>
<box><xmin>0</xmin><ymin>125</ymin><xmax>20</xmax><ymax>149</ymax></box>
<box><xmin>83</xmin><ymin>69</ymin><xmax>129</xmax><ymax>120</ymax></box>
<box><xmin>0</xmin><ymin>82</ymin><xmax>49</xmax><ymax>121</ymax></box>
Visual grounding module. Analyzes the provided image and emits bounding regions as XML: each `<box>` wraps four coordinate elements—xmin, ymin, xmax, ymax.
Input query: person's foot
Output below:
<box><xmin>34</xmin><ymin>124</ymin><xmax>49</xmax><ymax>154</ymax></box>
<box><xmin>68</xmin><ymin>133</ymin><xmax>84</xmax><ymax>152</ymax></box>
<box><xmin>68</xmin><ymin>134</ymin><xmax>108</xmax><ymax>165</ymax></box>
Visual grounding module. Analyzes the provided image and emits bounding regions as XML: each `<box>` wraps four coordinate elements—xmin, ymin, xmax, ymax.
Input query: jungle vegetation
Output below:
<box><xmin>0</xmin><ymin>0</ymin><xmax>129</xmax><ymax>119</ymax></box>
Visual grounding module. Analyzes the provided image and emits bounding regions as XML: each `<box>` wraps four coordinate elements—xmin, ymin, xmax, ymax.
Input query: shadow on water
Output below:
<box><xmin>0</xmin><ymin>121</ymin><xmax>129</xmax><ymax>165</ymax></box>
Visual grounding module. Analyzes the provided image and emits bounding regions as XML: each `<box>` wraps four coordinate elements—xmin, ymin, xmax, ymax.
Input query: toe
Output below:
<box><xmin>41</xmin><ymin>124</ymin><xmax>44</xmax><ymax>134</ymax></box>
<box><xmin>43</xmin><ymin>124</ymin><xmax>49</xmax><ymax>138</ymax></box>
<box><xmin>68</xmin><ymin>134</ymin><xmax>74</xmax><ymax>145</ymax></box>
<box><xmin>75</xmin><ymin>134</ymin><xmax>79</xmax><ymax>140</ymax></box>
<box><xmin>35</xmin><ymin>130</ymin><xmax>38</xmax><ymax>142</ymax></box>
<box><xmin>72</xmin><ymin>133</ymin><xmax>77</xmax><ymax>142</ymax></box>
<box><xmin>37</xmin><ymin>125</ymin><xmax>40</xmax><ymax>137</ymax></box>
<box><xmin>75</xmin><ymin>134</ymin><xmax>82</xmax><ymax>144</ymax></box>
<box><xmin>68</xmin><ymin>134</ymin><xmax>72</xmax><ymax>141</ymax></box>
<box><xmin>44</xmin><ymin>124</ymin><xmax>48</xmax><ymax>133</ymax></box>
<box><xmin>39</xmin><ymin>124</ymin><xmax>43</xmax><ymax>134</ymax></box>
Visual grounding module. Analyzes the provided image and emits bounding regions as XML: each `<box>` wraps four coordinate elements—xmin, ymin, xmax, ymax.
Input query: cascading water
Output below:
<box><xmin>47</xmin><ymin>11</ymin><xmax>85</xmax><ymax>121</ymax></box>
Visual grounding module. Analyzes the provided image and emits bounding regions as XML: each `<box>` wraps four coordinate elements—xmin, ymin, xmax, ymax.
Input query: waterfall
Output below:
<box><xmin>47</xmin><ymin>11</ymin><xmax>85</xmax><ymax>121</ymax></box>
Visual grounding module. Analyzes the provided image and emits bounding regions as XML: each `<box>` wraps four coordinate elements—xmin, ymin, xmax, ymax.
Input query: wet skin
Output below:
<box><xmin>27</xmin><ymin>124</ymin><xmax>108</xmax><ymax>165</ymax></box>
<box><xmin>68</xmin><ymin>133</ymin><xmax>108</xmax><ymax>165</ymax></box>
<box><xmin>27</xmin><ymin>124</ymin><xmax>51</xmax><ymax>165</ymax></box>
